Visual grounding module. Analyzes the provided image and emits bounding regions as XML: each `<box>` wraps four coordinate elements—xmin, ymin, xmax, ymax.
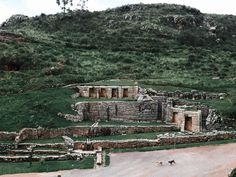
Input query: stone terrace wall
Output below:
<box><xmin>74</xmin><ymin>101</ymin><xmax>160</xmax><ymax>122</ymax></box>
<box><xmin>0</xmin><ymin>131</ymin><xmax>17</xmax><ymax>141</ymax></box>
<box><xmin>74</xmin><ymin>131</ymin><xmax>236</xmax><ymax>149</ymax></box>
<box><xmin>153</xmin><ymin>90</ymin><xmax>225</xmax><ymax>100</ymax></box>
<box><xmin>0</xmin><ymin>154</ymin><xmax>79</xmax><ymax>163</ymax></box>
<box><xmin>15</xmin><ymin>125</ymin><xmax>178</xmax><ymax>142</ymax></box>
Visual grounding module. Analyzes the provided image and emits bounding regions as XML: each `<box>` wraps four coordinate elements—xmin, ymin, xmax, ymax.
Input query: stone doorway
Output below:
<box><xmin>112</xmin><ymin>88</ymin><xmax>118</xmax><ymax>98</ymax></box>
<box><xmin>99</xmin><ymin>88</ymin><xmax>107</xmax><ymax>98</ymax></box>
<box><xmin>89</xmin><ymin>88</ymin><xmax>96</xmax><ymax>98</ymax></box>
<box><xmin>184</xmin><ymin>116</ymin><xmax>192</xmax><ymax>131</ymax></box>
<box><xmin>123</xmin><ymin>88</ymin><xmax>128</xmax><ymax>98</ymax></box>
<box><xmin>172</xmin><ymin>112</ymin><xmax>178</xmax><ymax>123</ymax></box>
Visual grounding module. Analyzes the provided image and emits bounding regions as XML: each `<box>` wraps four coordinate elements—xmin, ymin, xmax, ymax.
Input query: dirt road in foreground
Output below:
<box><xmin>2</xmin><ymin>143</ymin><xmax>236</xmax><ymax>177</ymax></box>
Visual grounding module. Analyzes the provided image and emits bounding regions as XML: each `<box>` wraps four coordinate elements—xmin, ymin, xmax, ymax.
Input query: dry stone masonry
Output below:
<box><xmin>70</xmin><ymin>85</ymin><xmax>225</xmax><ymax>133</ymax></box>
<box><xmin>0</xmin><ymin>125</ymin><xmax>178</xmax><ymax>142</ymax></box>
<box><xmin>74</xmin><ymin>131</ymin><xmax>236</xmax><ymax>150</ymax></box>
<box><xmin>0</xmin><ymin>85</ymin><xmax>230</xmax><ymax>165</ymax></box>
<box><xmin>74</xmin><ymin>101</ymin><xmax>159</xmax><ymax>122</ymax></box>
<box><xmin>78</xmin><ymin>85</ymin><xmax>139</xmax><ymax>99</ymax></box>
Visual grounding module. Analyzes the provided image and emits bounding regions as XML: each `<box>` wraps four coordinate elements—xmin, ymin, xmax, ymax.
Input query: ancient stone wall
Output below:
<box><xmin>0</xmin><ymin>131</ymin><xmax>17</xmax><ymax>141</ymax></box>
<box><xmin>74</xmin><ymin>131</ymin><xmax>236</xmax><ymax>149</ymax></box>
<box><xmin>0</xmin><ymin>149</ymin><xmax>66</xmax><ymax>156</ymax></box>
<box><xmin>74</xmin><ymin>101</ymin><xmax>160</xmax><ymax>122</ymax></box>
<box><xmin>167</xmin><ymin>107</ymin><xmax>202</xmax><ymax>132</ymax></box>
<box><xmin>153</xmin><ymin>90</ymin><xmax>225</xmax><ymax>100</ymax></box>
<box><xmin>13</xmin><ymin>125</ymin><xmax>178</xmax><ymax>142</ymax></box>
<box><xmin>0</xmin><ymin>154</ymin><xmax>79</xmax><ymax>163</ymax></box>
<box><xmin>78</xmin><ymin>85</ymin><xmax>139</xmax><ymax>99</ymax></box>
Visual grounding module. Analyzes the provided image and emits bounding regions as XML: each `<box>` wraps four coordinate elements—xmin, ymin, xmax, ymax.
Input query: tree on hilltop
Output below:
<box><xmin>56</xmin><ymin>0</ymin><xmax>88</xmax><ymax>13</ymax></box>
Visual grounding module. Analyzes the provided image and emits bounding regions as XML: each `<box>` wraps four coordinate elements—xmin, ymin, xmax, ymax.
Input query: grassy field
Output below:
<box><xmin>0</xmin><ymin>88</ymin><xmax>80</xmax><ymax>131</ymax></box>
<box><xmin>104</xmin><ymin>152</ymin><xmax>110</xmax><ymax>167</ymax></box>
<box><xmin>0</xmin><ymin>140</ymin><xmax>15</xmax><ymax>144</ymax></box>
<box><xmin>0</xmin><ymin>157</ymin><xmax>94</xmax><ymax>175</ymax></box>
<box><xmin>73</xmin><ymin>132</ymin><xmax>169</xmax><ymax>141</ymax></box>
<box><xmin>22</xmin><ymin>137</ymin><xmax>64</xmax><ymax>144</ymax></box>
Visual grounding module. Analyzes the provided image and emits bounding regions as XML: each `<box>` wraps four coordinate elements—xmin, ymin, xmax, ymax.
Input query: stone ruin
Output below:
<box><xmin>77</xmin><ymin>85</ymin><xmax>139</xmax><ymax>99</ymax></box>
<box><xmin>0</xmin><ymin>85</ymin><xmax>226</xmax><ymax>166</ymax></box>
<box><xmin>73</xmin><ymin>101</ymin><xmax>159</xmax><ymax>122</ymax></box>
<box><xmin>70</xmin><ymin>86</ymin><xmax>225</xmax><ymax>132</ymax></box>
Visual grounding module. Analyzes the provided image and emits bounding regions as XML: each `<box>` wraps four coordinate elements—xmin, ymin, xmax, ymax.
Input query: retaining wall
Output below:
<box><xmin>0</xmin><ymin>125</ymin><xmax>178</xmax><ymax>142</ymax></box>
<box><xmin>0</xmin><ymin>131</ymin><xmax>17</xmax><ymax>141</ymax></box>
<box><xmin>74</xmin><ymin>131</ymin><xmax>236</xmax><ymax>149</ymax></box>
<box><xmin>74</xmin><ymin>101</ymin><xmax>160</xmax><ymax>122</ymax></box>
<box><xmin>0</xmin><ymin>154</ymin><xmax>79</xmax><ymax>163</ymax></box>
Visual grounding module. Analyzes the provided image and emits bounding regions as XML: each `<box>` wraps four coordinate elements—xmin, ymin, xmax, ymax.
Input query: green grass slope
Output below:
<box><xmin>0</xmin><ymin>3</ymin><xmax>235</xmax><ymax>130</ymax></box>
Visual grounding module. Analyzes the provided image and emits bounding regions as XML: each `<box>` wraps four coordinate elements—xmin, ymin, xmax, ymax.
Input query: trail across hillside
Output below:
<box><xmin>2</xmin><ymin>143</ymin><xmax>236</xmax><ymax>177</ymax></box>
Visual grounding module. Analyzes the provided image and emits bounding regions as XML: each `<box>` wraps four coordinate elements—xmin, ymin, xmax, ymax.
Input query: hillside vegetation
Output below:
<box><xmin>0</xmin><ymin>3</ymin><xmax>235</xmax><ymax>130</ymax></box>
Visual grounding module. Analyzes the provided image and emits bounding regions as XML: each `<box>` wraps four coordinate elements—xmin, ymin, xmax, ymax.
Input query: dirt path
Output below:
<box><xmin>2</xmin><ymin>143</ymin><xmax>236</xmax><ymax>177</ymax></box>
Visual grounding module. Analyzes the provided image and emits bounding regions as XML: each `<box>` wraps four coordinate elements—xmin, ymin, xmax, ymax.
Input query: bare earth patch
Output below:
<box><xmin>2</xmin><ymin>143</ymin><xmax>236</xmax><ymax>177</ymax></box>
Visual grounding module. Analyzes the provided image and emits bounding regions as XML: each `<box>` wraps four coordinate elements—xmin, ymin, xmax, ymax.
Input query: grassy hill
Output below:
<box><xmin>0</xmin><ymin>3</ymin><xmax>235</xmax><ymax>131</ymax></box>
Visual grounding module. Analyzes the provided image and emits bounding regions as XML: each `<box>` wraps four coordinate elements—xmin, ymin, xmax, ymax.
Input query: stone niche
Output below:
<box><xmin>167</xmin><ymin>107</ymin><xmax>202</xmax><ymax>132</ymax></box>
<box><xmin>77</xmin><ymin>86</ymin><xmax>139</xmax><ymax>100</ymax></box>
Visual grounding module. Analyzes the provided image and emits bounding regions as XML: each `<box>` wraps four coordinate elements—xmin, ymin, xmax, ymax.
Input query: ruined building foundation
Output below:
<box><xmin>77</xmin><ymin>85</ymin><xmax>139</xmax><ymax>99</ymax></box>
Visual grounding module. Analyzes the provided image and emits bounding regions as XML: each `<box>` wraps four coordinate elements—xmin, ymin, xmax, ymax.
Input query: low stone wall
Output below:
<box><xmin>0</xmin><ymin>149</ymin><xmax>66</xmax><ymax>155</ymax></box>
<box><xmin>0</xmin><ymin>154</ymin><xmax>79</xmax><ymax>163</ymax></box>
<box><xmin>153</xmin><ymin>90</ymin><xmax>225</xmax><ymax>100</ymax></box>
<box><xmin>13</xmin><ymin>125</ymin><xmax>178</xmax><ymax>143</ymax></box>
<box><xmin>0</xmin><ymin>143</ymin><xmax>66</xmax><ymax>151</ymax></box>
<box><xmin>0</xmin><ymin>131</ymin><xmax>17</xmax><ymax>141</ymax></box>
<box><xmin>74</xmin><ymin>131</ymin><xmax>236</xmax><ymax>149</ymax></box>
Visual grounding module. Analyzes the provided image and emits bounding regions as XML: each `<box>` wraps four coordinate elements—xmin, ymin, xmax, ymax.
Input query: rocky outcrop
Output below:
<box><xmin>58</xmin><ymin>112</ymin><xmax>83</xmax><ymax>122</ymax></box>
<box><xmin>206</xmin><ymin>109</ymin><xmax>222</xmax><ymax>130</ymax></box>
<box><xmin>1</xmin><ymin>14</ymin><xmax>29</xmax><ymax>27</ymax></box>
<box><xmin>62</xmin><ymin>136</ymin><xmax>74</xmax><ymax>149</ymax></box>
<box><xmin>159</xmin><ymin>15</ymin><xmax>204</xmax><ymax>29</ymax></box>
<box><xmin>137</xmin><ymin>94</ymin><xmax>153</xmax><ymax>102</ymax></box>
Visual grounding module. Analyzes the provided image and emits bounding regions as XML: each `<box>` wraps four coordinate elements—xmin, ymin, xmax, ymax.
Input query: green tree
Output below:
<box><xmin>56</xmin><ymin>0</ymin><xmax>88</xmax><ymax>13</ymax></box>
<box><xmin>56</xmin><ymin>0</ymin><xmax>72</xmax><ymax>13</ymax></box>
<box><xmin>78</xmin><ymin>0</ymin><xmax>88</xmax><ymax>10</ymax></box>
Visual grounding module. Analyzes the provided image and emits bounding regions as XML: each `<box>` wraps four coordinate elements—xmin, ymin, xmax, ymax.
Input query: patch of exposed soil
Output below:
<box><xmin>0</xmin><ymin>32</ymin><xmax>26</xmax><ymax>42</ymax></box>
